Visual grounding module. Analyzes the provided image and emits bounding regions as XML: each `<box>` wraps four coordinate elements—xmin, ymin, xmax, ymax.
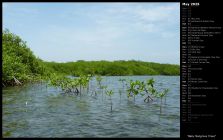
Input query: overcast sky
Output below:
<box><xmin>3</xmin><ymin>3</ymin><xmax>180</xmax><ymax>64</ymax></box>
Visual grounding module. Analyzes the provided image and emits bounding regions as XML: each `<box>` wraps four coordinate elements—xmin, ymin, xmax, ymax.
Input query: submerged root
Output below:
<box><xmin>144</xmin><ymin>95</ymin><xmax>153</xmax><ymax>102</ymax></box>
<box><xmin>60</xmin><ymin>87</ymin><xmax>80</xmax><ymax>96</ymax></box>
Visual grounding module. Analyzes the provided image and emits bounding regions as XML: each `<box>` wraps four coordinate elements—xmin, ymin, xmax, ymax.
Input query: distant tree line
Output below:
<box><xmin>44</xmin><ymin>60</ymin><xmax>180</xmax><ymax>76</ymax></box>
<box><xmin>2</xmin><ymin>29</ymin><xmax>180</xmax><ymax>87</ymax></box>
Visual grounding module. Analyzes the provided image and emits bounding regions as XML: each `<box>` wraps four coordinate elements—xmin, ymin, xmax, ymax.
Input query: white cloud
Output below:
<box><xmin>92</xmin><ymin>3</ymin><xmax>179</xmax><ymax>36</ymax></box>
<box><xmin>135</xmin><ymin>5</ymin><xmax>178</xmax><ymax>22</ymax></box>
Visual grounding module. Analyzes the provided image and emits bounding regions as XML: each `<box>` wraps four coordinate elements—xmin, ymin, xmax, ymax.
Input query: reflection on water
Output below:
<box><xmin>3</xmin><ymin>76</ymin><xmax>180</xmax><ymax>137</ymax></box>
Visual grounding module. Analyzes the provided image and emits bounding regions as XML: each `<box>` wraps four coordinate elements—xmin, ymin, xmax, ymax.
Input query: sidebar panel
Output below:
<box><xmin>181</xmin><ymin>1</ymin><xmax>222</xmax><ymax>139</ymax></box>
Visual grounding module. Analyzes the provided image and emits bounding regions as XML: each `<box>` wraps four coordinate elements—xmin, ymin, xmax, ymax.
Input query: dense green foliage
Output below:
<box><xmin>48</xmin><ymin>74</ymin><xmax>92</xmax><ymax>95</ymax></box>
<box><xmin>2</xmin><ymin>29</ymin><xmax>179</xmax><ymax>87</ymax></box>
<box><xmin>2</xmin><ymin>29</ymin><xmax>52</xmax><ymax>86</ymax></box>
<box><xmin>44</xmin><ymin>60</ymin><xmax>180</xmax><ymax>76</ymax></box>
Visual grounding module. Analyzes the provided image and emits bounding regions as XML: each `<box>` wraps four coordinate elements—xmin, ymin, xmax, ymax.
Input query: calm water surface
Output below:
<box><xmin>3</xmin><ymin>76</ymin><xmax>180</xmax><ymax>138</ymax></box>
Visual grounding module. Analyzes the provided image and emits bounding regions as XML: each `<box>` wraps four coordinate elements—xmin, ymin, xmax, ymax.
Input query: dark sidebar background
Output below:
<box><xmin>181</xmin><ymin>1</ymin><xmax>222</xmax><ymax>139</ymax></box>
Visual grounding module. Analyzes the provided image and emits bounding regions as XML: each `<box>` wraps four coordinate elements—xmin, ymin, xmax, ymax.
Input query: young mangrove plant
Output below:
<box><xmin>143</xmin><ymin>78</ymin><xmax>156</xmax><ymax>102</ymax></box>
<box><xmin>86</xmin><ymin>74</ymin><xmax>92</xmax><ymax>93</ymax></box>
<box><xmin>70</xmin><ymin>78</ymin><xmax>80</xmax><ymax>95</ymax></box>
<box><xmin>126</xmin><ymin>80</ymin><xmax>133</xmax><ymax>98</ymax></box>
<box><xmin>78</xmin><ymin>75</ymin><xmax>91</xmax><ymax>95</ymax></box>
<box><xmin>158</xmin><ymin>89</ymin><xmax>169</xmax><ymax>104</ymax></box>
<box><xmin>126</xmin><ymin>80</ymin><xmax>143</xmax><ymax>102</ymax></box>
<box><xmin>106</xmin><ymin>90</ymin><xmax>114</xmax><ymax>112</ymax></box>
<box><xmin>101</xmin><ymin>85</ymin><xmax>107</xmax><ymax>101</ymax></box>
<box><xmin>96</xmin><ymin>75</ymin><xmax>102</xmax><ymax>87</ymax></box>
<box><xmin>157</xmin><ymin>89</ymin><xmax>169</xmax><ymax>114</ymax></box>
<box><xmin>77</xmin><ymin>76</ymin><xmax>83</xmax><ymax>96</ymax></box>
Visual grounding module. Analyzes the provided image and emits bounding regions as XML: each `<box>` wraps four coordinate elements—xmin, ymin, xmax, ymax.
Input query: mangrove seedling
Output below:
<box><xmin>77</xmin><ymin>75</ymin><xmax>88</xmax><ymax>96</ymax></box>
<box><xmin>86</xmin><ymin>74</ymin><xmax>92</xmax><ymax>93</ymax></box>
<box><xmin>100</xmin><ymin>85</ymin><xmax>107</xmax><ymax>101</ymax></box>
<box><xmin>143</xmin><ymin>78</ymin><xmax>156</xmax><ymax>102</ymax></box>
<box><xmin>126</xmin><ymin>80</ymin><xmax>143</xmax><ymax>102</ymax></box>
<box><xmin>106</xmin><ymin>90</ymin><xmax>114</xmax><ymax>112</ymax></box>
<box><xmin>159</xmin><ymin>89</ymin><xmax>169</xmax><ymax>104</ymax></box>
<box><xmin>96</xmin><ymin>75</ymin><xmax>102</xmax><ymax>87</ymax></box>
<box><xmin>126</xmin><ymin>80</ymin><xmax>133</xmax><ymax>99</ymax></box>
<box><xmin>147</xmin><ymin>78</ymin><xmax>155</xmax><ymax>87</ymax></box>
<box><xmin>157</xmin><ymin>89</ymin><xmax>168</xmax><ymax>114</ymax></box>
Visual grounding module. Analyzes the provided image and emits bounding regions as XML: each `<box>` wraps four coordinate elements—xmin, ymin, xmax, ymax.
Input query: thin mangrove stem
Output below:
<box><xmin>13</xmin><ymin>76</ymin><xmax>22</xmax><ymax>85</ymax></box>
<box><xmin>110</xmin><ymin>96</ymin><xmax>112</xmax><ymax>112</ymax></box>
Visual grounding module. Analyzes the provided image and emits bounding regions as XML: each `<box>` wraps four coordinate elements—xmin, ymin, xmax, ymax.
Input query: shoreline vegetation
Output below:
<box><xmin>2</xmin><ymin>29</ymin><xmax>180</xmax><ymax>87</ymax></box>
